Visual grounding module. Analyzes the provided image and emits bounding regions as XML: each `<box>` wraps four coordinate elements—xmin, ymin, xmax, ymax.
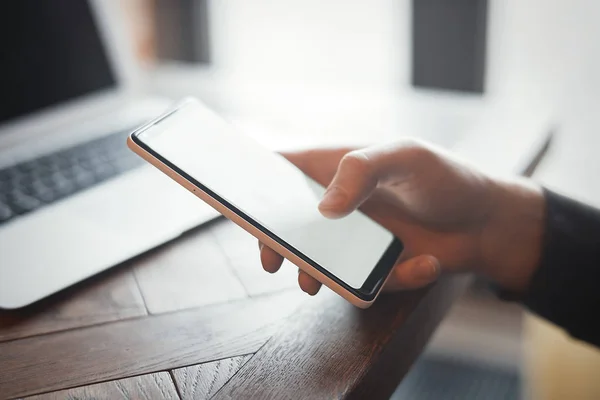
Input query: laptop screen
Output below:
<box><xmin>0</xmin><ymin>0</ymin><xmax>117</xmax><ymax>125</ymax></box>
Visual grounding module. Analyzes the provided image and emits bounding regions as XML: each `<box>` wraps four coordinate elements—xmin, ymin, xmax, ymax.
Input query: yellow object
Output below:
<box><xmin>524</xmin><ymin>313</ymin><xmax>600</xmax><ymax>400</ymax></box>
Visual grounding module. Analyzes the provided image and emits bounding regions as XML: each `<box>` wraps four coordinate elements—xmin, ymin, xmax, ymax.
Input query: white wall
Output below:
<box><xmin>485</xmin><ymin>0</ymin><xmax>597</xmax><ymax>111</ymax></box>
<box><xmin>207</xmin><ymin>0</ymin><xmax>600</xmax><ymax>110</ymax></box>
<box><xmin>209</xmin><ymin>0</ymin><xmax>410</xmax><ymax>89</ymax></box>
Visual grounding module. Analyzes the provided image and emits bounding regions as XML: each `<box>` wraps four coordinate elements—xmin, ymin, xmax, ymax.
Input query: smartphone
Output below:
<box><xmin>127</xmin><ymin>98</ymin><xmax>403</xmax><ymax>308</ymax></box>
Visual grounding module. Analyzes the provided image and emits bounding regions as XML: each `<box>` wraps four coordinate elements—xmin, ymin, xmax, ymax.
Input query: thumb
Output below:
<box><xmin>318</xmin><ymin>150</ymin><xmax>379</xmax><ymax>219</ymax></box>
<box><xmin>384</xmin><ymin>254</ymin><xmax>441</xmax><ymax>291</ymax></box>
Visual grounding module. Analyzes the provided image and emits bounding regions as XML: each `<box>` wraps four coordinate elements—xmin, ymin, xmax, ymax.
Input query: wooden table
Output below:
<box><xmin>0</xmin><ymin>109</ymin><xmax>550</xmax><ymax>400</ymax></box>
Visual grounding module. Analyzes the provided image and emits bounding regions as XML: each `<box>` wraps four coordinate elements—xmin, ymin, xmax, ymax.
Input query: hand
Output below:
<box><xmin>259</xmin><ymin>140</ymin><xmax>545</xmax><ymax>296</ymax></box>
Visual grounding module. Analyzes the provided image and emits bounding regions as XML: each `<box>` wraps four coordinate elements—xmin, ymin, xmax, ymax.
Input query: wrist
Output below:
<box><xmin>478</xmin><ymin>178</ymin><xmax>546</xmax><ymax>293</ymax></box>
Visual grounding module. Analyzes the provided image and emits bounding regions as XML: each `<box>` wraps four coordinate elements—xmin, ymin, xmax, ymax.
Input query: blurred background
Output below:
<box><xmin>120</xmin><ymin>1</ymin><xmax>600</xmax><ymax>399</ymax></box>
<box><xmin>123</xmin><ymin>0</ymin><xmax>593</xmax><ymax>139</ymax></box>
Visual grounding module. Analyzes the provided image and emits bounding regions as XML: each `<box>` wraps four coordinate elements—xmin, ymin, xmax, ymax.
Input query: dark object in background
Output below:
<box><xmin>154</xmin><ymin>0</ymin><xmax>211</xmax><ymax>64</ymax></box>
<box><xmin>0</xmin><ymin>0</ymin><xmax>116</xmax><ymax>123</ymax></box>
<box><xmin>391</xmin><ymin>354</ymin><xmax>520</xmax><ymax>400</ymax></box>
<box><xmin>411</xmin><ymin>0</ymin><xmax>488</xmax><ymax>93</ymax></box>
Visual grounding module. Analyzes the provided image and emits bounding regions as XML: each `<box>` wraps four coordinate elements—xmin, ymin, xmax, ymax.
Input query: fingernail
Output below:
<box><xmin>415</xmin><ymin>257</ymin><xmax>440</xmax><ymax>281</ymax></box>
<box><xmin>319</xmin><ymin>187</ymin><xmax>347</xmax><ymax>211</ymax></box>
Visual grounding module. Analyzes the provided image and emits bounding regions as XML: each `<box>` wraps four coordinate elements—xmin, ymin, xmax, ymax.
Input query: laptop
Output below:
<box><xmin>0</xmin><ymin>0</ymin><xmax>219</xmax><ymax>308</ymax></box>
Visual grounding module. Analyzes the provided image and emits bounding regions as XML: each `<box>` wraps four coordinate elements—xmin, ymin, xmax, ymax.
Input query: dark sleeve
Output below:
<box><xmin>521</xmin><ymin>189</ymin><xmax>600</xmax><ymax>347</ymax></box>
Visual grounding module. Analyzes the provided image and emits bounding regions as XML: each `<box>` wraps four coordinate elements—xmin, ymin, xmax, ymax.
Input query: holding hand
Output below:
<box><xmin>259</xmin><ymin>140</ymin><xmax>544</xmax><ymax>297</ymax></box>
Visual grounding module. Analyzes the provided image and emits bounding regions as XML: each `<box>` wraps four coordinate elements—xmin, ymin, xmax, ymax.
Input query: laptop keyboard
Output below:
<box><xmin>0</xmin><ymin>129</ymin><xmax>143</xmax><ymax>225</ymax></box>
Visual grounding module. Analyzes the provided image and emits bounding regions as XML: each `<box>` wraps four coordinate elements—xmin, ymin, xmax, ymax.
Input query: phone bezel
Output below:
<box><xmin>130</xmin><ymin>105</ymin><xmax>403</xmax><ymax>302</ymax></box>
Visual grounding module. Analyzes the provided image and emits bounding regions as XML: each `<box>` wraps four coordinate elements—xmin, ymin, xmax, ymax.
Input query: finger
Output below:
<box><xmin>318</xmin><ymin>141</ymin><xmax>428</xmax><ymax>219</ymax></box>
<box><xmin>260</xmin><ymin>244</ymin><xmax>284</xmax><ymax>274</ymax></box>
<box><xmin>384</xmin><ymin>254</ymin><xmax>441</xmax><ymax>291</ymax></box>
<box><xmin>298</xmin><ymin>270</ymin><xmax>322</xmax><ymax>295</ymax></box>
<box><xmin>280</xmin><ymin>148</ymin><xmax>357</xmax><ymax>187</ymax></box>
<box><xmin>317</xmin><ymin>149</ymin><xmax>380</xmax><ymax>219</ymax></box>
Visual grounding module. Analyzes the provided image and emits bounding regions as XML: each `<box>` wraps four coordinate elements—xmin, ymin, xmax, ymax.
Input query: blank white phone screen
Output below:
<box><xmin>138</xmin><ymin>102</ymin><xmax>394</xmax><ymax>289</ymax></box>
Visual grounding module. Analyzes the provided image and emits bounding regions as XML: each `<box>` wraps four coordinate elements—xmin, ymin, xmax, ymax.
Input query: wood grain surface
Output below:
<box><xmin>23</xmin><ymin>372</ymin><xmax>179</xmax><ymax>400</ymax></box>
<box><xmin>213</xmin><ymin>275</ymin><xmax>470</xmax><ymax>400</ymax></box>
<box><xmin>0</xmin><ymin>267</ymin><xmax>146</xmax><ymax>343</ymax></box>
<box><xmin>132</xmin><ymin>226</ymin><xmax>247</xmax><ymax>314</ymax></box>
<box><xmin>172</xmin><ymin>355</ymin><xmax>252</xmax><ymax>399</ymax></box>
<box><xmin>0</xmin><ymin>291</ymin><xmax>303</xmax><ymax>399</ymax></box>
<box><xmin>348</xmin><ymin>275</ymin><xmax>471</xmax><ymax>399</ymax></box>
